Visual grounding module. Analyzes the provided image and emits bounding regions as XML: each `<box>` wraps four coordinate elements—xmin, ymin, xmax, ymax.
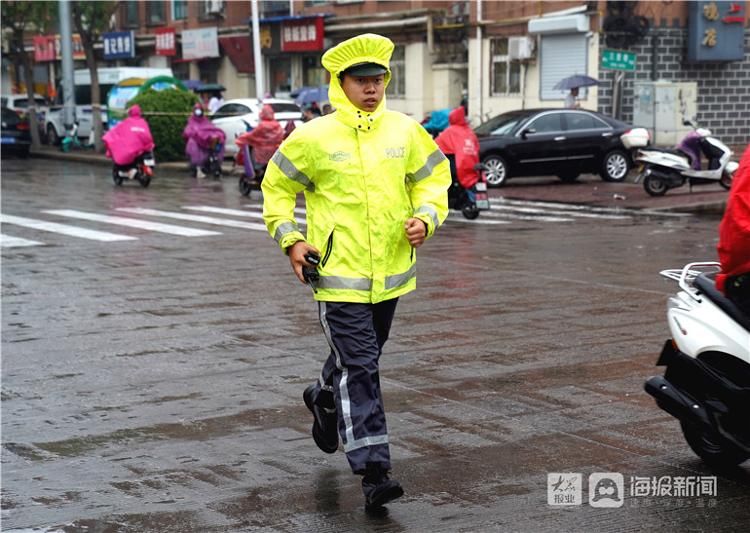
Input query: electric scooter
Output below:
<box><xmin>629</xmin><ymin>120</ymin><xmax>739</xmax><ymax>197</ymax></box>
<box><xmin>447</xmin><ymin>159</ymin><xmax>490</xmax><ymax>220</ymax></box>
<box><xmin>644</xmin><ymin>262</ymin><xmax>750</xmax><ymax>468</ymax></box>
<box><xmin>112</xmin><ymin>151</ymin><xmax>155</xmax><ymax>188</ymax></box>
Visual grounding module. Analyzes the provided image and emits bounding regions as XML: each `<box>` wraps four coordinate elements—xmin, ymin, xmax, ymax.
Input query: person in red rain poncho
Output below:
<box><xmin>716</xmin><ymin>144</ymin><xmax>750</xmax><ymax>313</ymax></box>
<box><xmin>234</xmin><ymin>103</ymin><xmax>285</xmax><ymax>169</ymax></box>
<box><xmin>434</xmin><ymin>106</ymin><xmax>480</xmax><ymax>190</ymax></box>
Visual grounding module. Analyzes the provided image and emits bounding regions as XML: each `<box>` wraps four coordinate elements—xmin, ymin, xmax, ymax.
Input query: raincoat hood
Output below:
<box><xmin>259</xmin><ymin>104</ymin><xmax>275</xmax><ymax>121</ymax></box>
<box><xmin>448</xmin><ymin>106</ymin><xmax>467</xmax><ymax>126</ymax></box>
<box><xmin>128</xmin><ymin>104</ymin><xmax>142</xmax><ymax>118</ymax></box>
<box><xmin>321</xmin><ymin>33</ymin><xmax>393</xmax><ymax>132</ymax></box>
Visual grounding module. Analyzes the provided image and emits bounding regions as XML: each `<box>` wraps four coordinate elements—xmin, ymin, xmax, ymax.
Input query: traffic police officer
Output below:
<box><xmin>262</xmin><ymin>33</ymin><xmax>451</xmax><ymax>510</ymax></box>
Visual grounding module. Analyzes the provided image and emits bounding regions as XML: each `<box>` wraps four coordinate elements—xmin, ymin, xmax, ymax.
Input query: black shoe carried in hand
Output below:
<box><xmin>362</xmin><ymin>464</ymin><xmax>404</xmax><ymax>510</ymax></box>
<box><xmin>303</xmin><ymin>384</ymin><xmax>339</xmax><ymax>454</ymax></box>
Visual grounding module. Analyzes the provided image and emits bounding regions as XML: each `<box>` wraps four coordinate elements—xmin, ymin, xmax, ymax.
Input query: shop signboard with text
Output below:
<box><xmin>182</xmin><ymin>27</ymin><xmax>219</xmax><ymax>60</ymax></box>
<box><xmin>281</xmin><ymin>17</ymin><xmax>324</xmax><ymax>52</ymax></box>
<box><xmin>687</xmin><ymin>0</ymin><xmax>745</xmax><ymax>61</ymax></box>
<box><xmin>155</xmin><ymin>28</ymin><xmax>176</xmax><ymax>56</ymax></box>
<box><xmin>103</xmin><ymin>31</ymin><xmax>135</xmax><ymax>60</ymax></box>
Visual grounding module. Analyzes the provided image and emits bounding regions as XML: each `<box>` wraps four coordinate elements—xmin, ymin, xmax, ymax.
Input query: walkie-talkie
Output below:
<box><xmin>302</xmin><ymin>252</ymin><xmax>320</xmax><ymax>285</ymax></box>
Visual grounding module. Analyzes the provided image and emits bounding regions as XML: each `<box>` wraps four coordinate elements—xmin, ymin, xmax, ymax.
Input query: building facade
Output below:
<box><xmin>7</xmin><ymin>1</ymin><xmax>749</xmax><ymax>146</ymax></box>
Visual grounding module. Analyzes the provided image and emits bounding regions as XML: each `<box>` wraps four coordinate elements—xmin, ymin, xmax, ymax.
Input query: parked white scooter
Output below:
<box><xmin>625</xmin><ymin>120</ymin><xmax>739</xmax><ymax>196</ymax></box>
<box><xmin>644</xmin><ymin>262</ymin><xmax>750</xmax><ymax>468</ymax></box>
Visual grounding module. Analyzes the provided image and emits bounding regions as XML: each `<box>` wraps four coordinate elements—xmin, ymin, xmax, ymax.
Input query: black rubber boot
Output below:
<box><xmin>361</xmin><ymin>463</ymin><xmax>404</xmax><ymax>510</ymax></box>
<box><xmin>303</xmin><ymin>384</ymin><xmax>339</xmax><ymax>454</ymax></box>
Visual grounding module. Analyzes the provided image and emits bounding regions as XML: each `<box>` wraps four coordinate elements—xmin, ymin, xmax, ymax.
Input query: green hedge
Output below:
<box><xmin>128</xmin><ymin>88</ymin><xmax>198</xmax><ymax>162</ymax></box>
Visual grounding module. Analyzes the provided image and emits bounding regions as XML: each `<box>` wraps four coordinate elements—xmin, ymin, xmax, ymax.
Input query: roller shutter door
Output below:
<box><xmin>540</xmin><ymin>34</ymin><xmax>587</xmax><ymax>100</ymax></box>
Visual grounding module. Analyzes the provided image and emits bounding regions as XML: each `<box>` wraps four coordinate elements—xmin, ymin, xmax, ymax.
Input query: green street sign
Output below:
<box><xmin>601</xmin><ymin>49</ymin><xmax>636</xmax><ymax>71</ymax></box>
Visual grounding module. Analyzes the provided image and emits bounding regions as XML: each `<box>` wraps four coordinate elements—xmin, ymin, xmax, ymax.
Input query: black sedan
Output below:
<box><xmin>1</xmin><ymin>106</ymin><xmax>31</xmax><ymax>158</ymax></box>
<box><xmin>476</xmin><ymin>108</ymin><xmax>633</xmax><ymax>186</ymax></box>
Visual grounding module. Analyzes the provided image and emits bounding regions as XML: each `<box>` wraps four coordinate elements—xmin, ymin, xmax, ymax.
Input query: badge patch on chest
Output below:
<box><xmin>329</xmin><ymin>151</ymin><xmax>351</xmax><ymax>162</ymax></box>
<box><xmin>385</xmin><ymin>146</ymin><xmax>405</xmax><ymax>159</ymax></box>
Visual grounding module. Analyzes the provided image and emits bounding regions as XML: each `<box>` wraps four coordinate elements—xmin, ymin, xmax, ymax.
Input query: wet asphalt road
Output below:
<box><xmin>2</xmin><ymin>158</ymin><xmax>749</xmax><ymax>532</ymax></box>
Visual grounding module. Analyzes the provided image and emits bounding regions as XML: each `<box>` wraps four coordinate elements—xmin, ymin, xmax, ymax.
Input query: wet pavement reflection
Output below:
<box><xmin>2</xmin><ymin>159</ymin><xmax>747</xmax><ymax>531</ymax></box>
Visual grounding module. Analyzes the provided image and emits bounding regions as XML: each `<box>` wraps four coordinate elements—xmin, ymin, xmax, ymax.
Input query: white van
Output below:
<box><xmin>45</xmin><ymin>67</ymin><xmax>172</xmax><ymax>144</ymax></box>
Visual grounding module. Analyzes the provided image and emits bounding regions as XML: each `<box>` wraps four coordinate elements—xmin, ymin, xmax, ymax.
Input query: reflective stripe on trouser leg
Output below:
<box><xmin>317</xmin><ymin>300</ymin><xmax>398</xmax><ymax>473</ymax></box>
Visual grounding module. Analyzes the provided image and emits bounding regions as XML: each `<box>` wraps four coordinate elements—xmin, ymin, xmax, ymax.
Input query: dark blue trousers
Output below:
<box><xmin>312</xmin><ymin>299</ymin><xmax>398</xmax><ymax>473</ymax></box>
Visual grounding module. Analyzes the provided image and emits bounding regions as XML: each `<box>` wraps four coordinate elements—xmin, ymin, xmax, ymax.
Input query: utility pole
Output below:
<box><xmin>251</xmin><ymin>0</ymin><xmax>264</xmax><ymax>100</ymax></box>
<box><xmin>58</xmin><ymin>0</ymin><xmax>76</xmax><ymax>131</ymax></box>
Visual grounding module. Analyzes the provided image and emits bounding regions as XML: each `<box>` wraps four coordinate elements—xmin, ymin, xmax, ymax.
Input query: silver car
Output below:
<box><xmin>210</xmin><ymin>98</ymin><xmax>303</xmax><ymax>157</ymax></box>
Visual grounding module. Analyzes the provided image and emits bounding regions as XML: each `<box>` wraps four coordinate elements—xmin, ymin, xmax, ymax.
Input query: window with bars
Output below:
<box><xmin>171</xmin><ymin>0</ymin><xmax>187</xmax><ymax>20</ymax></box>
<box><xmin>385</xmin><ymin>45</ymin><xmax>405</xmax><ymax>97</ymax></box>
<box><xmin>491</xmin><ymin>38</ymin><xmax>521</xmax><ymax>95</ymax></box>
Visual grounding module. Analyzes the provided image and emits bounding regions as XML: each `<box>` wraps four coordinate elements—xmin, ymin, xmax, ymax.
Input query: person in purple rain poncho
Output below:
<box><xmin>182</xmin><ymin>103</ymin><xmax>226</xmax><ymax>178</ymax></box>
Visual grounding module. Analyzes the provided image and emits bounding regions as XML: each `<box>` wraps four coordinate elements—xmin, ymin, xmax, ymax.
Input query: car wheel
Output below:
<box><xmin>557</xmin><ymin>172</ymin><xmax>579</xmax><ymax>183</ymax></box>
<box><xmin>47</xmin><ymin>125</ymin><xmax>60</xmax><ymax>146</ymax></box>
<box><xmin>482</xmin><ymin>154</ymin><xmax>508</xmax><ymax>187</ymax></box>
<box><xmin>601</xmin><ymin>149</ymin><xmax>630</xmax><ymax>182</ymax></box>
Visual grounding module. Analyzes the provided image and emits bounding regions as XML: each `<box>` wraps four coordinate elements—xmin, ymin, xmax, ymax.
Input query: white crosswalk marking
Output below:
<box><xmin>116</xmin><ymin>207</ymin><xmax>268</xmax><ymax>231</ymax></box>
<box><xmin>1</xmin><ymin>214</ymin><xmax>137</xmax><ymax>242</ymax></box>
<box><xmin>185</xmin><ymin>205</ymin><xmax>306</xmax><ymax>226</ymax></box>
<box><xmin>1</xmin><ymin>234</ymin><xmax>45</xmax><ymax>248</ymax></box>
<box><xmin>446</xmin><ymin>215</ymin><xmax>511</xmax><ymax>225</ymax></box>
<box><xmin>494</xmin><ymin>198</ymin><xmax>690</xmax><ymax>218</ymax></box>
<box><xmin>489</xmin><ymin>203</ymin><xmax>630</xmax><ymax>220</ymax></box>
<box><xmin>43</xmin><ymin>210</ymin><xmax>222</xmax><ymax>237</ymax></box>
<box><xmin>183</xmin><ymin>205</ymin><xmax>264</xmax><ymax>219</ymax></box>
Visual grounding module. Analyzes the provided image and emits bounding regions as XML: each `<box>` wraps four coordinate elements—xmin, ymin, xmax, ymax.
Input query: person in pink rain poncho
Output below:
<box><xmin>182</xmin><ymin>103</ymin><xmax>226</xmax><ymax>178</ymax></box>
<box><xmin>103</xmin><ymin>105</ymin><xmax>155</xmax><ymax>176</ymax></box>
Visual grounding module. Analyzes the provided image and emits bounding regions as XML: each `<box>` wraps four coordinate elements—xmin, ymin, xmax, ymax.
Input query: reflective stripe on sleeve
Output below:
<box><xmin>271</xmin><ymin>151</ymin><xmax>315</xmax><ymax>191</ymax></box>
<box><xmin>273</xmin><ymin>221</ymin><xmax>300</xmax><ymax>243</ymax></box>
<box><xmin>407</xmin><ymin>149</ymin><xmax>446</xmax><ymax>183</ymax></box>
<box><xmin>415</xmin><ymin>204</ymin><xmax>439</xmax><ymax>229</ymax></box>
<box><xmin>384</xmin><ymin>264</ymin><xmax>416</xmax><ymax>290</ymax></box>
<box><xmin>318</xmin><ymin>275</ymin><xmax>372</xmax><ymax>291</ymax></box>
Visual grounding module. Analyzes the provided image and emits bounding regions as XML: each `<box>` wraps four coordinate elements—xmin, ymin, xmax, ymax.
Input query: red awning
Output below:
<box><xmin>219</xmin><ymin>36</ymin><xmax>254</xmax><ymax>74</ymax></box>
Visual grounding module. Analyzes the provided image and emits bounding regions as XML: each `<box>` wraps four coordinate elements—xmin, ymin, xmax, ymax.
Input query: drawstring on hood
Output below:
<box><xmin>321</xmin><ymin>33</ymin><xmax>393</xmax><ymax>133</ymax></box>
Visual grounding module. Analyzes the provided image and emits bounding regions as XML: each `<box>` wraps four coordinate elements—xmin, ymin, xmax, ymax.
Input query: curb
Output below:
<box><xmin>30</xmin><ymin>148</ymin><xmax>190</xmax><ymax>170</ymax></box>
<box><xmin>649</xmin><ymin>200</ymin><xmax>726</xmax><ymax>215</ymax></box>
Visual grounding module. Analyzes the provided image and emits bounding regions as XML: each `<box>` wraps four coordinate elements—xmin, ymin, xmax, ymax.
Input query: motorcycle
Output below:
<box><xmin>447</xmin><ymin>159</ymin><xmax>490</xmax><ymax>220</ymax></box>
<box><xmin>644</xmin><ymin>262</ymin><xmax>750</xmax><ymax>468</ymax></box>
<box><xmin>112</xmin><ymin>151</ymin><xmax>155</xmax><ymax>188</ymax></box>
<box><xmin>627</xmin><ymin>120</ymin><xmax>739</xmax><ymax>197</ymax></box>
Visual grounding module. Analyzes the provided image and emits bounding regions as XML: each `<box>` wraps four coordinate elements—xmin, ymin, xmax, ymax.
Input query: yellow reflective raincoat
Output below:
<box><xmin>262</xmin><ymin>34</ymin><xmax>451</xmax><ymax>304</ymax></box>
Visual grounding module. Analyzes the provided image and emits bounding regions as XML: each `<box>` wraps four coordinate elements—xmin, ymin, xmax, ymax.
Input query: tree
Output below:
<box><xmin>71</xmin><ymin>1</ymin><xmax>118</xmax><ymax>153</ymax></box>
<box><xmin>2</xmin><ymin>1</ymin><xmax>56</xmax><ymax>150</ymax></box>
